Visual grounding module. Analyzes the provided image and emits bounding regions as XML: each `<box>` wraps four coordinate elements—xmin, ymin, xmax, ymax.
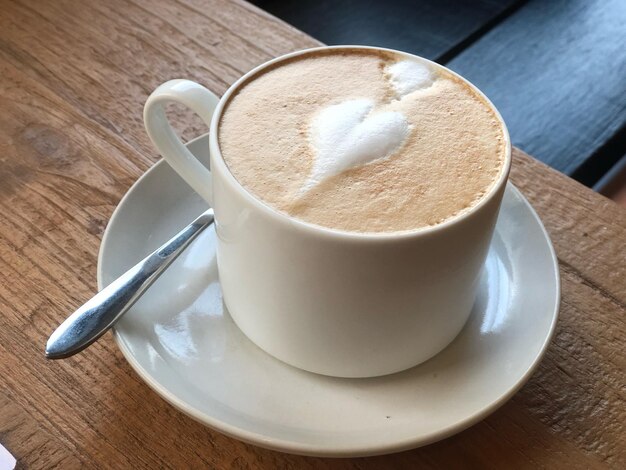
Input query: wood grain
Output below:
<box><xmin>0</xmin><ymin>0</ymin><xmax>624</xmax><ymax>468</ymax></box>
<box><xmin>0</xmin><ymin>391</ymin><xmax>82</xmax><ymax>469</ymax></box>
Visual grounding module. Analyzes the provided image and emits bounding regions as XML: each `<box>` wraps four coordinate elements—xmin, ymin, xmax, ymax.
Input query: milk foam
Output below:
<box><xmin>387</xmin><ymin>60</ymin><xmax>435</xmax><ymax>97</ymax></box>
<box><xmin>302</xmin><ymin>59</ymin><xmax>433</xmax><ymax>193</ymax></box>
<box><xmin>218</xmin><ymin>50</ymin><xmax>505</xmax><ymax>233</ymax></box>
<box><xmin>303</xmin><ymin>99</ymin><xmax>409</xmax><ymax>193</ymax></box>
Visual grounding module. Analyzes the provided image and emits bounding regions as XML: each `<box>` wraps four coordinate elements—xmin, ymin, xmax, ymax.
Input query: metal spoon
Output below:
<box><xmin>45</xmin><ymin>209</ymin><xmax>214</xmax><ymax>359</ymax></box>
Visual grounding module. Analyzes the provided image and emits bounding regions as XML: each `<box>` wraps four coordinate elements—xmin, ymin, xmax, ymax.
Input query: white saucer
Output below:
<box><xmin>99</xmin><ymin>134</ymin><xmax>559</xmax><ymax>457</ymax></box>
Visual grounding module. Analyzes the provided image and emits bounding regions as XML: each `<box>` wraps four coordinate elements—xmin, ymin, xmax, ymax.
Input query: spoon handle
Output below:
<box><xmin>45</xmin><ymin>209</ymin><xmax>215</xmax><ymax>359</ymax></box>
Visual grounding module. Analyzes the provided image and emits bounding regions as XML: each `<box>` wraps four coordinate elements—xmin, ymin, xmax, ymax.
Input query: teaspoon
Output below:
<box><xmin>45</xmin><ymin>209</ymin><xmax>214</xmax><ymax>359</ymax></box>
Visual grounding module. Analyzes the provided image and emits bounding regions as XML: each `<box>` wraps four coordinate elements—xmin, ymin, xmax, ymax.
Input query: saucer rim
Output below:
<box><xmin>98</xmin><ymin>134</ymin><xmax>560</xmax><ymax>457</ymax></box>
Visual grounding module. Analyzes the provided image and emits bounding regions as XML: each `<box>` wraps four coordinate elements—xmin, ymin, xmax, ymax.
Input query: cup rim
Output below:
<box><xmin>209</xmin><ymin>45</ymin><xmax>512</xmax><ymax>241</ymax></box>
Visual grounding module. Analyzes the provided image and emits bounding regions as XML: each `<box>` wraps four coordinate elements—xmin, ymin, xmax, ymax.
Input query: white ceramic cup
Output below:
<box><xmin>144</xmin><ymin>46</ymin><xmax>511</xmax><ymax>378</ymax></box>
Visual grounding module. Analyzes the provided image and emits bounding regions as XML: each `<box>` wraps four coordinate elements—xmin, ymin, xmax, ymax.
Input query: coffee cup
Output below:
<box><xmin>144</xmin><ymin>45</ymin><xmax>511</xmax><ymax>378</ymax></box>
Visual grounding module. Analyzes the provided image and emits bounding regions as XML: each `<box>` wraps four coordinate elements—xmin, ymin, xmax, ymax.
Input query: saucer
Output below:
<box><xmin>98</xmin><ymin>134</ymin><xmax>559</xmax><ymax>457</ymax></box>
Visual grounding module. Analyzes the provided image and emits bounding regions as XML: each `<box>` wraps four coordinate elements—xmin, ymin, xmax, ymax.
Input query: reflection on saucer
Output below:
<box><xmin>479</xmin><ymin>231</ymin><xmax>513</xmax><ymax>334</ymax></box>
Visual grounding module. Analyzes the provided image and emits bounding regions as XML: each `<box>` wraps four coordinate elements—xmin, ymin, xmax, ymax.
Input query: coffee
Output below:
<box><xmin>219</xmin><ymin>49</ymin><xmax>506</xmax><ymax>233</ymax></box>
<box><xmin>145</xmin><ymin>47</ymin><xmax>512</xmax><ymax>377</ymax></box>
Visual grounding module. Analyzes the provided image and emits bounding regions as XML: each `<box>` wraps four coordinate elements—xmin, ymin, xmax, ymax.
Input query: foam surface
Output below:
<box><xmin>387</xmin><ymin>60</ymin><xmax>435</xmax><ymax>97</ymax></box>
<box><xmin>218</xmin><ymin>50</ymin><xmax>506</xmax><ymax>233</ymax></box>
<box><xmin>304</xmin><ymin>99</ymin><xmax>409</xmax><ymax>194</ymax></box>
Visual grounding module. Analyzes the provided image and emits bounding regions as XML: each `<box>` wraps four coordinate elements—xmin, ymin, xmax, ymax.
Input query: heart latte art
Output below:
<box><xmin>219</xmin><ymin>49</ymin><xmax>506</xmax><ymax>233</ymax></box>
<box><xmin>302</xmin><ymin>60</ymin><xmax>435</xmax><ymax>194</ymax></box>
<box><xmin>303</xmin><ymin>99</ymin><xmax>409</xmax><ymax>193</ymax></box>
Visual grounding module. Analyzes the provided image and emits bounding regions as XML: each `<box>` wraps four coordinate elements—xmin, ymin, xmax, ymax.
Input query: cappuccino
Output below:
<box><xmin>219</xmin><ymin>49</ymin><xmax>506</xmax><ymax>233</ymax></box>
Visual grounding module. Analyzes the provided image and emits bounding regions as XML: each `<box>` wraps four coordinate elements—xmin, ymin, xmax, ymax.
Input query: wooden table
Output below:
<box><xmin>1</xmin><ymin>0</ymin><xmax>624</xmax><ymax>467</ymax></box>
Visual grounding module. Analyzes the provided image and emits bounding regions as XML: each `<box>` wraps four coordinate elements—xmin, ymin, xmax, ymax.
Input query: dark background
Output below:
<box><xmin>251</xmin><ymin>0</ymin><xmax>626</xmax><ymax>196</ymax></box>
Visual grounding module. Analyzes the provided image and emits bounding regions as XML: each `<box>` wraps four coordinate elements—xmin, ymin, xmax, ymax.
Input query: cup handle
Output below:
<box><xmin>144</xmin><ymin>79</ymin><xmax>219</xmax><ymax>205</ymax></box>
